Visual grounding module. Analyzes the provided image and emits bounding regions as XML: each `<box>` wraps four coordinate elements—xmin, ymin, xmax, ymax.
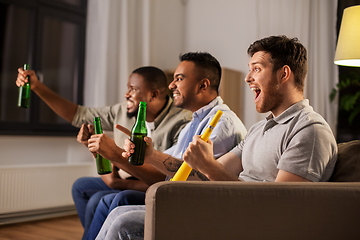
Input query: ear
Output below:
<box><xmin>279</xmin><ymin>65</ymin><xmax>291</xmax><ymax>84</ymax></box>
<box><xmin>199</xmin><ymin>78</ymin><xmax>211</xmax><ymax>92</ymax></box>
<box><xmin>149</xmin><ymin>89</ymin><xmax>159</xmax><ymax>102</ymax></box>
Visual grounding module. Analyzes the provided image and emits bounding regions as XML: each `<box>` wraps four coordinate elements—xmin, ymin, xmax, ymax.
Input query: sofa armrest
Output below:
<box><xmin>145</xmin><ymin>181</ymin><xmax>360</xmax><ymax>240</ymax></box>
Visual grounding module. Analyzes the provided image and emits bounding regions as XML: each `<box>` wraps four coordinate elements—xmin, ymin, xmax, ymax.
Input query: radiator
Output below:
<box><xmin>0</xmin><ymin>163</ymin><xmax>96</xmax><ymax>225</ymax></box>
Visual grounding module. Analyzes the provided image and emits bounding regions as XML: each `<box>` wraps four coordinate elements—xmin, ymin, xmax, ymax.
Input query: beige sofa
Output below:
<box><xmin>144</xmin><ymin>140</ymin><xmax>360</xmax><ymax>240</ymax></box>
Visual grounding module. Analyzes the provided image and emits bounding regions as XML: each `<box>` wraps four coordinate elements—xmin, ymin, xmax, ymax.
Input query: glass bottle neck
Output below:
<box><xmin>94</xmin><ymin>117</ymin><xmax>103</xmax><ymax>134</ymax></box>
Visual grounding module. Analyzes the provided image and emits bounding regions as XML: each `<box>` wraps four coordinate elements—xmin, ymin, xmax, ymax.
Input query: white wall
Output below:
<box><xmin>0</xmin><ymin>0</ymin><xmax>337</xmax><ymax>168</ymax></box>
<box><xmin>149</xmin><ymin>0</ymin><xmax>186</xmax><ymax>71</ymax></box>
<box><xmin>0</xmin><ymin>135</ymin><xmax>93</xmax><ymax>167</ymax></box>
<box><xmin>183</xmin><ymin>0</ymin><xmax>263</xmax><ymax>128</ymax></box>
<box><xmin>147</xmin><ymin>0</ymin><xmax>265</xmax><ymax>128</ymax></box>
<box><xmin>148</xmin><ymin>0</ymin><xmax>337</xmax><ymax>130</ymax></box>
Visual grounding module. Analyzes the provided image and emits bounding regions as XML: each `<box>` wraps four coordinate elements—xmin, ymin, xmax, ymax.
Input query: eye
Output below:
<box><xmin>128</xmin><ymin>87</ymin><xmax>138</xmax><ymax>93</ymax></box>
<box><xmin>254</xmin><ymin>67</ymin><xmax>260</xmax><ymax>73</ymax></box>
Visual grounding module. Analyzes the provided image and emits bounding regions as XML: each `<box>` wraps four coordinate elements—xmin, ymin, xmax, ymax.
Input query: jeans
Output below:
<box><xmin>95</xmin><ymin>205</ymin><xmax>146</xmax><ymax>240</ymax></box>
<box><xmin>71</xmin><ymin>177</ymin><xmax>120</xmax><ymax>227</ymax></box>
<box><xmin>85</xmin><ymin>190</ymin><xmax>146</xmax><ymax>240</ymax></box>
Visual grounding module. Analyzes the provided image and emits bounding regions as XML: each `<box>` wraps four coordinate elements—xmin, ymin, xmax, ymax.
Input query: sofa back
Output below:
<box><xmin>329</xmin><ymin>140</ymin><xmax>360</xmax><ymax>182</ymax></box>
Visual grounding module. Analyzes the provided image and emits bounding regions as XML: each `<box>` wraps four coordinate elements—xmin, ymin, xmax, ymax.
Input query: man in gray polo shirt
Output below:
<box><xmin>183</xmin><ymin>35</ymin><xmax>337</xmax><ymax>183</ymax></box>
<box><xmin>95</xmin><ymin>36</ymin><xmax>337</xmax><ymax>240</ymax></box>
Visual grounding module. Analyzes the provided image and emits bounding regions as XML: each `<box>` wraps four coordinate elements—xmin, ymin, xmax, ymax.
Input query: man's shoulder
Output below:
<box><xmin>294</xmin><ymin>105</ymin><xmax>330</xmax><ymax>129</ymax></box>
<box><xmin>210</xmin><ymin>103</ymin><xmax>244</xmax><ymax>125</ymax></box>
<box><xmin>167</xmin><ymin>101</ymin><xmax>193</xmax><ymax>120</ymax></box>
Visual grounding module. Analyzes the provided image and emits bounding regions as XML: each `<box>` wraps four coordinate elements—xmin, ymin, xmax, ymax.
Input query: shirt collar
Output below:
<box><xmin>192</xmin><ymin>96</ymin><xmax>223</xmax><ymax>120</ymax></box>
<box><xmin>266</xmin><ymin>99</ymin><xmax>309</xmax><ymax>124</ymax></box>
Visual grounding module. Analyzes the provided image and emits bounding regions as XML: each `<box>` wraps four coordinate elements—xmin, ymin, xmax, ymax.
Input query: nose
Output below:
<box><xmin>168</xmin><ymin>79</ymin><xmax>176</xmax><ymax>91</ymax></box>
<box><xmin>124</xmin><ymin>89</ymin><xmax>130</xmax><ymax>98</ymax></box>
<box><xmin>245</xmin><ymin>72</ymin><xmax>253</xmax><ymax>84</ymax></box>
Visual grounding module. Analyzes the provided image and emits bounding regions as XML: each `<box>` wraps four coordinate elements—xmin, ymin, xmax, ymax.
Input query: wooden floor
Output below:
<box><xmin>0</xmin><ymin>215</ymin><xmax>83</xmax><ymax>240</ymax></box>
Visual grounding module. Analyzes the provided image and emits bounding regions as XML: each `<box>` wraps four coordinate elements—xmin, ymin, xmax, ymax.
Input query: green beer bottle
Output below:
<box><xmin>128</xmin><ymin>101</ymin><xmax>147</xmax><ymax>166</ymax></box>
<box><xmin>94</xmin><ymin>117</ymin><xmax>112</xmax><ymax>175</ymax></box>
<box><xmin>17</xmin><ymin>63</ymin><xmax>31</xmax><ymax>108</ymax></box>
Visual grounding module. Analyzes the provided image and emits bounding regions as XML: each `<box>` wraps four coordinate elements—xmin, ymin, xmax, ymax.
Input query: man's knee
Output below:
<box><xmin>72</xmin><ymin>177</ymin><xmax>90</xmax><ymax>195</ymax></box>
<box><xmin>108</xmin><ymin>211</ymin><xmax>145</xmax><ymax>240</ymax></box>
<box><xmin>115</xmin><ymin>190</ymin><xmax>146</xmax><ymax>206</ymax></box>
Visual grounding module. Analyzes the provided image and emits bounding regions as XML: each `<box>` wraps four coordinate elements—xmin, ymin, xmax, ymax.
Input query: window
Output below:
<box><xmin>0</xmin><ymin>0</ymin><xmax>87</xmax><ymax>135</ymax></box>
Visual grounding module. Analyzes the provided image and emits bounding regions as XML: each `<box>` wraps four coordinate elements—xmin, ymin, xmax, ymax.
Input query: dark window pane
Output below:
<box><xmin>0</xmin><ymin>0</ymin><xmax>86</xmax><ymax>135</ymax></box>
<box><xmin>55</xmin><ymin>0</ymin><xmax>82</xmax><ymax>6</ymax></box>
<box><xmin>0</xmin><ymin>4</ymin><xmax>31</xmax><ymax>123</ymax></box>
<box><xmin>39</xmin><ymin>16</ymin><xmax>79</xmax><ymax>124</ymax></box>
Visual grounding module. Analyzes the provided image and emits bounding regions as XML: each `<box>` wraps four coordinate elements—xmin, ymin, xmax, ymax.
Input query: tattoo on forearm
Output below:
<box><xmin>163</xmin><ymin>157</ymin><xmax>209</xmax><ymax>181</ymax></box>
<box><xmin>163</xmin><ymin>157</ymin><xmax>183</xmax><ymax>172</ymax></box>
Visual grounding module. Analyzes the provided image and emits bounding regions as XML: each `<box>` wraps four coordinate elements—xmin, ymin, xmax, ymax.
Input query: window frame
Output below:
<box><xmin>0</xmin><ymin>0</ymin><xmax>86</xmax><ymax>136</ymax></box>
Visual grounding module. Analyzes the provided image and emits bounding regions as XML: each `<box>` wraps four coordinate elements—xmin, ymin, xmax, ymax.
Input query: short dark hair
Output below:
<box><xmin>247</xmin><ymin>35</ymin><xmax>308</xmax><ymax>92</ymax></box>
<box><xmin>179</xmin><ymin>52</ymin><xmax>222</xmax><ymax>93</ymax></box>
<box><xmin>132</xmin><ymin>66</ymin><xmax>168</xmax><ymax>97</ymax></box>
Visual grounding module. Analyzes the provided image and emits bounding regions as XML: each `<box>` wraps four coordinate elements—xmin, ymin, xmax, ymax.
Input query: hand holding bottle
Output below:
<box><xmin>89</xmin><ymin>117</ymin><xmax>112</xmax><ymax>175</ymax></box>
<box><xmin>88</xmin><ymin>131</ymin><xmax>120</xmax><ymax>163</ymax></box>
<box><xmin>128</xmin><ymin>101</ymin><xmax>147</xmax><ymax>166</ymax></box>
<box><xmin>122</xmin><ymin>136</ymin><xmax>154</xmax><ymax>161</ymax></box>
<box><xmin>77</xmin><ymin>123</ymin><xmax>95</xmax><ymax>148</ymax></box>
<box><xmin>16</xmin><ymin>66</ymin><xmax>39</xmax><ymax>90</ymax></box>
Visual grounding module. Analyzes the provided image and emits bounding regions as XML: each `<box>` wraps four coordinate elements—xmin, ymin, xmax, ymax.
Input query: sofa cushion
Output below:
<box><xmin>329</xmin><ymin>140</ymin><xmax>360</xmax><ymax>182</ymax></box>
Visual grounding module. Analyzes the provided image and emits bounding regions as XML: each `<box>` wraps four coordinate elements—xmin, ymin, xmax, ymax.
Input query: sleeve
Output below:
<box><xmin>208</xmin><ymin>114</ymin><xmax>243</xmax><ymax>159</ymax></box>
<box><xmin>277</xmin><ymin>122</ymin><xmax>337</xmax><ymax>182</ymax></box>
<box><xmin>71</xmin><ymin>104</ymin><xmax>121</xmax><ymax>131</ymax></box>
<box><xmin>230</xmin><ymin>140</ymin><xmax>245</xmax><ymax>159</ymax></box>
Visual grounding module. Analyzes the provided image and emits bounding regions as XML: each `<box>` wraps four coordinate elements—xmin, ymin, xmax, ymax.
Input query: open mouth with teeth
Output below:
<box><xmin>251</xmin><ymin>87</ymin><xmax>261</xmax><ymax>101</ymax></box>
<box><xmin>127</xmin><ymin>100</ymin><xmax>134</xmax><ymax>110</ymax></box>
<box><xmin>173</xmin><ymin>92</ymin><xmax>180</xmax><ymax>98</ymax></box>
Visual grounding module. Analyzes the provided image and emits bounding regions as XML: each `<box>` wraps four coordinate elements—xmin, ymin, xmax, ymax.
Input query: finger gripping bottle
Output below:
<box><xmin>94</xmin><ymin>117</ymin><xmax>112</xmax><ymax>174</ymax></box>
<box><xmin>17</xmin><ymin>64</ymin><xmax>31</xmax><ymax>108</ymax></box>
<box><xmin>128</xmin><ymin>102</ymin><xmax>147</xmax><ymax>166</ymax></box>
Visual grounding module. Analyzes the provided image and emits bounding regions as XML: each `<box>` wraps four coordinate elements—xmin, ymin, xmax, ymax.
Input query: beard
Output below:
<box><xmin>256</xmin><ymin>76</ymin><xmax>284</xmax><ymax>114</ymax></box>
<box><xmin>127</xmin><ymin>109</ymin><xmax>138</xmax><ymax>119</ymax></box>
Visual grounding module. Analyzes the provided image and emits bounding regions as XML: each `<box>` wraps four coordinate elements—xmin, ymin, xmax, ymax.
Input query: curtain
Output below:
<box><xmin>84</xmin><ymin>0</ymin><xmax>151</xmax><ymax>107</ymax></box>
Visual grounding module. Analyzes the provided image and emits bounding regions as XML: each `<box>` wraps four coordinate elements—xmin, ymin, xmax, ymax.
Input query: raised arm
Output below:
<box><xmin>16</xmin><ymin>67</ymin><xmax>78</xmax><ymax>122</ymax></box>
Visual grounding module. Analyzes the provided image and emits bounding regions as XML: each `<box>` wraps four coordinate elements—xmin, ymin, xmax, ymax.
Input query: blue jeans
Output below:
<box><xmin>71</xmin><ymin>177</ymin><xmax>120</xmax><ymax>227</ymax></box>
<box><xmin>85</xmin><ymin>190</ymin><xmax>146</xmax><ymax>240</ymax></box>
<box><xmin>95</xmin><ymin>205</ymin><xmax>146</xmax><ymax>240</ymax></box>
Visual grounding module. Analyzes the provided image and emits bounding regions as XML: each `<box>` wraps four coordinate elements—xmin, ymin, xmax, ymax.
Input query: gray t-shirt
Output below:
<box><xmin>231</xmin><ymin>99</ymin><xmax>337</xmax><ymax>182</ymax></box>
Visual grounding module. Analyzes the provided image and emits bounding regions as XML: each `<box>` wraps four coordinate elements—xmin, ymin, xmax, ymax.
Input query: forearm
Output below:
<box><xmin>200</xmin><ymin>159</ymin><xmax>241</xmax><ymax>181</ymax></box>
<box><xmin>146</xmin><ymin>150</ymin><xmax>181</xmax><ymax>178</ymax></box>
<box><xmin>106</xmin><ymin>148</ymin><xmax>166</xmax><ymax>186</ymax></box>
<box><xmin>112</xmin><ymin>161</ymin><xmax>166</xmax><ymax>186</ymax></box>
<box><xmin>102</xmin><ymin>178</ymin><xmax>149</xmax><ymax>192</ymax></box>
<box><xmin>31</xmin><ymin>80</ymin><xmax>78</xmax><ymax>122</ymax></box>
<box><xmin>145</xmin><ymin>150</ymin><xmax>208</xmax><ymax>181</ymax></box>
